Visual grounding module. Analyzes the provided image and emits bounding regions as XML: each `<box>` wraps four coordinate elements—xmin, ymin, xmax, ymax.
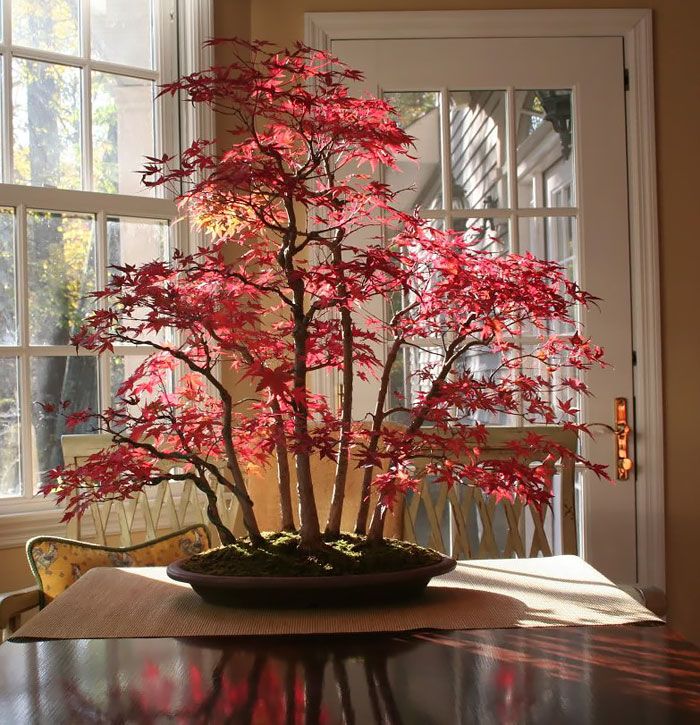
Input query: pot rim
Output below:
<box><xmin>166</xmin><ymin>554</ymin><xmax>456</xmax><ymax>590</ymax></box>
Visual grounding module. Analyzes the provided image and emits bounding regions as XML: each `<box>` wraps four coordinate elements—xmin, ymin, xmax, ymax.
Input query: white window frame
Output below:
<box><xmin>305</xmin><ymin>9</ymin><xmax>664</xmax><ymax>590</ymax></box>
<box><xmin>0</xmin><ymin>0</ymin><xmax>215</xmax><ymax>547</ymax></box>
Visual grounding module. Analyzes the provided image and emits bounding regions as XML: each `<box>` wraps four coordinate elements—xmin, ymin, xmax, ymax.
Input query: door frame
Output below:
<box><xmin>305</xmin><ymin>9</ymin><xmax>664</xmax><ymax>590</ymax></box>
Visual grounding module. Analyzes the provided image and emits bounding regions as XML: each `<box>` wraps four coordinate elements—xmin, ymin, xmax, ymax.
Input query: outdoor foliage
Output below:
<box><xmin>42</xmin><ymin>39</ymin><xmax>607</xmax><ymax>551</ymax></box>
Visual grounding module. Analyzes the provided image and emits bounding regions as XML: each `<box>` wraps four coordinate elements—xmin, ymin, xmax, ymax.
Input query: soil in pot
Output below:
<box><xmin>169</xmin><ymin>532</ymin><xmax>455</xmax><ymax>607</ymax></box>
<box><xmin>180</xmin><ymin>531</ymin><xmax>443</xmax><ymax>577</ymax></box>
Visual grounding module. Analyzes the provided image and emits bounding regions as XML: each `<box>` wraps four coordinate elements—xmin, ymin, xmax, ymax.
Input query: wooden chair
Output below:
<box><xmin>401</xmin><ymin>426</ymin><xmax>578</xmax><ymax>558</ymax></box>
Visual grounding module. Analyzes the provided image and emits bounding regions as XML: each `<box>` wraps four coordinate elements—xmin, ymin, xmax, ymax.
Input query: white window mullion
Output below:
<box><xmin>2</xmin><ymin>46</ymin><xmax>12</xmax><ymax>182</ymax></box>
<box><xmin>81</xmin><ymin>0</ymin><xmax>93</xmax><ymax>192</ymax></box>
<box><xmin>7</xmin><ymin>47</ymin><xmax>157</xmax><ymax>82</ymax></box>
<box><xmin>96</xmin><ymin>210</ymin><xmax>111</xmax><ymax>411</ymax></box>
<box><xmin>80</xmin><ymin>0</ymin><xmax>91</xmax><ymax>59</ymax></box>
<box><xmin>505</xmin><ymin>86</ymin><xmax>519</xmax><ymax>255</ymax></box>
<box><xmin>0</xmin><ymin>183</ymin><xmax>176</xmax><ymax>218</ymax></box>
<box><xmin>1</xmin><ymin>0</ymin><xmax>10</xmax><ymax>45</ymax></box>
<box><xmin>81</xmin><ymin>67</ymin><xmax>93</xmax><ymax>192</ymax></box>
<box><xmin>439</xmin><ymin>87</ymin><xmax>452</xmax><ymax>214</ymax></box>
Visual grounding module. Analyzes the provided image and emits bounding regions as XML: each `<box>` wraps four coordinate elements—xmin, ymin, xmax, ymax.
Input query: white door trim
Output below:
<box><xmin>305</xmin><ymin>9</ymin><xmax>664</xmax><ymax>590</ymax></box>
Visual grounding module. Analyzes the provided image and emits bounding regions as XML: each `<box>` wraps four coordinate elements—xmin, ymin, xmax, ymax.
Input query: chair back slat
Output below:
<box><xmin>60</xmin><ymin>434</ymin><xmax>242</xmax><ymax>546</ymax></box>
<box><xmin>401</xmin><ymin>426</ymin><xmax>578</xmax><ymax>559</ymax></box>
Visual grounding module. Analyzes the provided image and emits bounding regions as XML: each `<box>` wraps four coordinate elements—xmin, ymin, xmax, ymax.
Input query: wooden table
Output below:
<box><xmin>1</xmin><ymin>624</ymin><xmax>699</xmax><ymax>723</ymax></box>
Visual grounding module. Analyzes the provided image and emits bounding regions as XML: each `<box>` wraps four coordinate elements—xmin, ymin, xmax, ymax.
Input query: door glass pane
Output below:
<box><xmin>0</xmin><ymin>208</ymin><xmax>17</xmax><ymax>345</ymax></box>
<box><xmin>518</xmin><ymin>216</ymin><xmax>577</xmax><ymax>281</ymax></box>
<box><xmin>12</xmin><ymin>0</ymin><xmax>80</xmax><ymax>56</ymax></box>
<box><xmin>384</xmin><ymin>91</ymin><xmax>442</xmax><ymax>213</ymax></box>
<box><xmin>449</xmin><ymin>90</ymin><xmax>508</xmax><ymax>210</ymax></box>
<box><xmin>92</xmin><ymin>73</ymin><xmax>155</xmax><ymax>195</ymax></box>
<box><xmin>516</xmin><ymin>89</ymin><xmax>575</xmax><ymax>208</ymax></box>
<box><xmin>27</xmin><ymin>211</ymin><xmax>96</xmax><ymax>345</ymax></box>
<box><xmin>452</xmin><ymin>216</ymin><xmax>509</xmax><ymax>254</ymax></box>
<box><xmin>404</xmin><ymin>345</ymin><xmax>443</xmax><ymax>409</ymax></box>
<box><xmin>0</xmin><ymin>357</ymin><xmax>21</xmax><ymax>497</ymax></box>
<box><xmin>519</xmin><ymin>216</ymin><xmax>578</xmax><ymax>335</ymax></box>
<box><xmin>90</xmin><ymin>0</ymin><xmax>153</xmax><ymax>69</ymax></box>
<box><xmin>12</xmin><ymin>59</ymin><xmax>82</xmax><ymax>190</ymax></box>
<box><xmin>31</xmin><ymin>356</ymin><xmax>98</xmax><ymax>484</ymax></box>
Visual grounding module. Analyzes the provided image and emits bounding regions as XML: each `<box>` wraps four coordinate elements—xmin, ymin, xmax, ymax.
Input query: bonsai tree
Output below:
<box><xmin>42</xmin><ymin>39</ymin><xmax>606</xmax><ymax>557</ymax></box>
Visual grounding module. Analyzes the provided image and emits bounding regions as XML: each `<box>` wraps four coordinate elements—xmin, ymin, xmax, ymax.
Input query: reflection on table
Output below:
<box><xmin>2</xmin><ymin>625</ymin><xmax>700</xmax><ymax>723</ymax></box>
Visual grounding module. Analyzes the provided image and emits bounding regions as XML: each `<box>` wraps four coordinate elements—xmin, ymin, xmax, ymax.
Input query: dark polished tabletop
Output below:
<box><xmin>1</xmin><ymin>624</ymin><xmax>699</xmax><ymax>724</ymax></box>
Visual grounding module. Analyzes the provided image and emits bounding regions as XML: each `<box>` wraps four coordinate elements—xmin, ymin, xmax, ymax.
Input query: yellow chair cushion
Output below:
<box><xmin>27</xmin><ymin>525</ymin><xmax>210</xmax><ymax>606</ymax></box>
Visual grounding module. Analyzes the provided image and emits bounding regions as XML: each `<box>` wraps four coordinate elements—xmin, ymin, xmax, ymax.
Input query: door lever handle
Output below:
<box><xmin>615</xmin><ymin>397</ymin><xmax>633</xmax><ymax>480</ymax></box>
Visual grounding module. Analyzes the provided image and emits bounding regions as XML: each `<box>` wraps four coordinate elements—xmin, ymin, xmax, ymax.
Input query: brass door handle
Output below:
<box><xmin>615</xmin><ymin>397</ymin><xmax>633</xmax><ymax>480</ymax></box>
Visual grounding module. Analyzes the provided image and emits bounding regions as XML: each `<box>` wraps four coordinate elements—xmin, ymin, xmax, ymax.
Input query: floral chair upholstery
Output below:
<box><xmin>27</xmin><ymin>525</ymin><xmax>210</xmax><ymax>607</ymax></box>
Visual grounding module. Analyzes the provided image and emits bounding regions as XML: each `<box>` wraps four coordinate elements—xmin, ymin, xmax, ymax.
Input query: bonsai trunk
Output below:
<box><xmin>270</xmin><ymin>398</ymin><xmax>295</xmax><ymax>531</ymax></box>
<box><xmin>228</xmin><ymin>340</ymin><xmax>296</xmax><ymax>534</ymax></box>
<box><xmin>221</xmin><ymin>394</ymin><xmax>263</xmax><ymax>543</ymax></box>
<box><xmin>355</xmin><ymin>338</ymin><xmax>403</xmax><ymax>535</ymax></box>
<box><xmin>367</xmin><ymin>502</ymin><xmax>387</xmax><ymax>543</ymax></box>
<box><xmin>188</xmin><ymin>467</ymin><xmax>237</xmax><ymax>545</ymax></box>
<box><xmin>325</xmin><ymin>302</ymin><xmax>353</xmax><ymax>537</ymax></box>
<box><xmin>292</xmin><ymin>307</ymin><xmax>323</xmax><ymax>550</ymax></box>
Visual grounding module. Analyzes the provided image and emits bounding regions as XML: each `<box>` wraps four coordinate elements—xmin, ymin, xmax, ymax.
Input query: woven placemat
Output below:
<box><xmin>12</xmin><ymin>555</ymin><xmax>659</xmax><ymax>641</ymax></box>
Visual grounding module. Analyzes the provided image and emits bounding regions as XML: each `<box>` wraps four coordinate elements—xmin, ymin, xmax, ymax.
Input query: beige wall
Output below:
<box><xmin>235</xmin><ymin>0</ymin><xmax>700</xmax><ymax>643</ymax></box>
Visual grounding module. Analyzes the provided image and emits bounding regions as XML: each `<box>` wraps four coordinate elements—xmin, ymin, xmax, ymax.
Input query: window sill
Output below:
<box><xmin>0</xmin><ymin>507</ymin><xmax>67</xmax><ymax>550</ymax></box>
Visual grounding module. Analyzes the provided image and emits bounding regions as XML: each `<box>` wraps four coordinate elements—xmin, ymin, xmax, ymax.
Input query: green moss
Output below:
<box><xmin>180</xmin><ymin>532</ymin><xmax>443</xmax><ymax>577</ymax></box>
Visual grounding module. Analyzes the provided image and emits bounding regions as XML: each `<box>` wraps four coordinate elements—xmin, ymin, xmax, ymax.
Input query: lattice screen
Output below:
<box><xmin>61</xmin><ymin>434</ymin><xmax>244</xmax><ymax>546</ymax></box>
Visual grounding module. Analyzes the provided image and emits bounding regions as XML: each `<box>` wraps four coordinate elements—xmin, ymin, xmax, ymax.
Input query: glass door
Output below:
<box><xmin>333</xmin><ymin>36</ymin><xmax>635</xmax><ymax>582</ymax></box>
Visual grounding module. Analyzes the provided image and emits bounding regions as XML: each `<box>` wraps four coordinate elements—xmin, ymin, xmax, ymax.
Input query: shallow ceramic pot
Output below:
<box><xmin>166</xmin><ymin>555</ymin><xmax>456</xmax><ymax>608</ymax></box>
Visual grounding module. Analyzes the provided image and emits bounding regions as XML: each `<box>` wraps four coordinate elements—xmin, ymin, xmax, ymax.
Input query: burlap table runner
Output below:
<box><xmin>12</xmin><ymin>555</ymin><xmax>659</xmax><ymax>641</ymax></box>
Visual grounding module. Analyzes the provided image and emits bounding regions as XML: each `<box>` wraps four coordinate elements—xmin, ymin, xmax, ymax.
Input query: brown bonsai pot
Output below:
<box><xmin>166</xmin><ymin>554</ymin><xmax>456</xmax><ymax>608</ymax></box>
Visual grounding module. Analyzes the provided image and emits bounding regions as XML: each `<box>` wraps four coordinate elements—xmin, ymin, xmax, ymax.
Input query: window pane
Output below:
<box><xmin>404</xmin><ymin>345</ymin><xmax>443</xmax><ymax>408</ymax></box>
<box><xmin>516</xmin><ymin>90</ymin><xmax>575</xmax><ymax>208</ymax></box>
<box><xmin>92</xmin><ymin>73</ymin><xmax>155</xmax><ymax>194</ymax></box>
<box><xmin>450</xmin><ymin>90</ymin><xmax>508</xmax><ymax>210</ymax></box>
<box><xmin>91</xmin><ymin>0</ymin><xmax>153</xmax><ymax>69</ymax></box>
<box><xmin>27</xmin><ymin>211</ymin><xmax>96</xmax><ymax>345</ymax></box>
<box><xmin>108</xmin><ymin>217</ymin><xmax>171</xmax><ymax>345</ymax></box>
<box><xmin>384</xmin><ymin>91</ymin><xmax>443</xmax><ymax>212</ymax></box>
<box><xmin>107</xmin><ymin>216</ymin><xmax>170</xmax><ymax>266</ymax></box>
<box><xmin>0</xmin><ymin>208</ymin><xmax>17</xmax><ymax>345</ymax></box>
<box><xmin>110</xmin><ymin>352</ymin><xmax>173</xmax><ymax>405</ymax></box>
<box><xmin>110</xmin><ymin>354</ymin><xmax>145</xmax><ymax>403</ymax></box>
<box><xmin>0</xmin><ymin>357</ymin><xmax>21</xmax><ymax>497</ymax></box>
<box><xmin>31</xmin><ymin>356</ymin><xmax>98</xmax><ymax>485</ymax></box>
<box><xmin>12</xmin><ymin>59</ymin><xmax>82</xmax><ymax>189</ymax></box>
<box><xmin>11</xmin><ymin>0</ymin><xmax>80</xmax><ymax>56</ymax></box>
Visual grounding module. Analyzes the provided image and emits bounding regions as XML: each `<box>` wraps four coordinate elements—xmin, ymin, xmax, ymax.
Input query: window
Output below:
<box><xmin>0</xmin><ymin>0</ymin><xmax>186</xmax><ymax>529</ymax></box>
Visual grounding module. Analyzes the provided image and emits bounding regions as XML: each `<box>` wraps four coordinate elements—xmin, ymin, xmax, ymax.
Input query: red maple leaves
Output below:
<box><xmin>42</xmin><ymin>39</ymin><xmax>608</xmax><ymax>549</ymax></box>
